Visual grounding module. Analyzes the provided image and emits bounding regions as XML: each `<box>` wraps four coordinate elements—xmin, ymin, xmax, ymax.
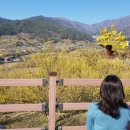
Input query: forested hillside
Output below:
<box><xmin>0</xmin><ymin>16</ymin><xmax>93</xmax><ymax>42</ymax></box>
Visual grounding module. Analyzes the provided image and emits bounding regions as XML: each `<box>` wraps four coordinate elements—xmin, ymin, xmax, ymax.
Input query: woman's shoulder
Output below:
<box><xmin>120</xmin><ymin>107</ymin><xmax>130</xmax><ymax>121</ymax></box>
<box><xmin>121</xmin><ymin>106</ymin><xmax>130</xmax><ymax>113</ymax></box>
<box><xmin>88</xmin><ymin>102</ymin><xmax>99</xmax><ymax>111</ymax></box>
<box><xmin>87</xmin><ymin>102</ymin><xmax>99</xmax><ymax>116</ymax></box>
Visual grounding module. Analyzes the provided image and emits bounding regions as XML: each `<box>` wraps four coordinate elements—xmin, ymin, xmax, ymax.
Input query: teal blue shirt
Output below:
<box><xmin>87</xmin><ymin>102</ymin><xmax>130</xmax><ymax>130</ymax></box>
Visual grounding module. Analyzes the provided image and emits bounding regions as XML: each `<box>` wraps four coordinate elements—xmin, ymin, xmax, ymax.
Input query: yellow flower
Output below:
<box><xmin>97</xmin><ymin>24</ymin><xmax>127</xmax><ymax>50</ymax></box>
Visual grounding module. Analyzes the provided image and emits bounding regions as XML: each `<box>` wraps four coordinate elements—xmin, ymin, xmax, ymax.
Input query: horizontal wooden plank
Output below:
<box><xmin>63</xmin><ymin>79</ymin><xmax>102</xmax><ymax>86</ymax></box>
<box><xmin>122</xmin><ymin>79</ymin><xmax>130</xmax><ymax>86</ymax></box>
<box><xmin>63</xmin><ymin>79</ymin><xmax>130</xmax><ymax>86</ymax></box>
<box><xmin>62</xmin><ymin>102</ymin><xmax>130</xmax><ymax>110</ymax></box>
<box><xmin>0</xmin><ymin>79</ymin><xmax>46</xmax><ymax>86</ymax></box>
<box><xmin>0</xmin><ymin>104</ymin><xmax>43</xmax><ymax>112</ymax></box>
<box><xmin>61</xmin><ymin>126</ymin><xmax>86</xmax><ymax>130</ymax></box>
<box><xmin>1</xmin><ymin>102</ymin><xmax>129</xmax><ymax>112</ymax></box>
<box><xmin>4</xmin><ymin>128</ymin><xmax>45</xmax><ymax>130</ymax></box>
<box><xmin>63</xmin><ymin>103</ymin><xmax>90</xmax><ymax>110</ymax></box>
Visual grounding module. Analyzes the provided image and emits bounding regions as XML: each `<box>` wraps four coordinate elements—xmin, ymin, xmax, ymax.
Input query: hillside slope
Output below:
<box><xmin>0</xmin><ymin>16</ymin><xmax>93</xmax><ymax>42</ymax></box>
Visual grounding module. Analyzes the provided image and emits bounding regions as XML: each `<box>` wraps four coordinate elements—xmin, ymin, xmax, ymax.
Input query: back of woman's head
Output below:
<box><xmin>98</xmin><ymin>75</ymin><xmax>128</xmax><ymax>119</ymax></box>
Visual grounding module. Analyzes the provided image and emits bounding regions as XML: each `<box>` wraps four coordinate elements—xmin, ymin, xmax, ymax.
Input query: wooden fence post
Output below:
<box><xmin>49</xmin><ymin>72</ymin><xmax>57</xmax><ymax>130</ymax></box>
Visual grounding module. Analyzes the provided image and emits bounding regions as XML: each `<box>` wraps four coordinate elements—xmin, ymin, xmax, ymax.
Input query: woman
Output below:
<box><xmin>87</xmin><ymin>75</ymin><xmax>130</xmax><ymax>130</ymax></box>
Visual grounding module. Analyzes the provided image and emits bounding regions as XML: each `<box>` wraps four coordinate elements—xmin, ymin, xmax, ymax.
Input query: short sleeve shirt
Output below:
<box><xmin>87</xmin><ymin>102</ymin><xmax>130</xmax><ymax>130</ymax></box>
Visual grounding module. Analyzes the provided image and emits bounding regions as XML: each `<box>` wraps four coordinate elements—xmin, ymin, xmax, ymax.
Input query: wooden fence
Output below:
<box><xmin>0</xmin><ymin>72</ymin><xmax>130</xmax><ymax>130</ymax></box>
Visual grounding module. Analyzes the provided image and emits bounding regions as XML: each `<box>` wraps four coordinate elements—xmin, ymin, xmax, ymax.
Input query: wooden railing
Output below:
<box><xmin>0</xmin><ymin>79</ymin><xmax>47</xmax><ymax>130</ymax></box>
<box><xmin>0</xmin><ymin>72</ymin><xmax>130</xmax><ymax>130</ymax></box>
<box><xmin>51</xmin><ymin>74</ymin><xmax>130</xmax><ymax>130</ymax></box>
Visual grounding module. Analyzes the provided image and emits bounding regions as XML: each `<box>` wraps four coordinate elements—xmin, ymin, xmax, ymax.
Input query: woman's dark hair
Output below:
<box><xmin>98</xmin><ymin>75</ymin><xmax>128</xmax><ymax>119</ymax></box>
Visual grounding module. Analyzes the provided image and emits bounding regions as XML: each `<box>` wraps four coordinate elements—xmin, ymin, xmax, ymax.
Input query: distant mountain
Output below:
<box><xmin>54</xmin><ymin>17</ymin><xmax>92</xmax><ymax>34</ymax></box>
<box><xmin>54</xmin><ymin>15</ymin><xmax>130</xmax><ymax>36</ymax></box>
<box><xmin>0</xmin><ymin>17</ymin><xmax>11</xmax><ymax>23</ymax></box>
<box><xmin>0</xmin><ymin>15</ymin><xmax>130</xmax><ymax>41</ymax></box>
<box><xmin>0</xmin><ymin>16</ymin><xmax>93</xmax><ymax>42</ymax></box>
<box><xmin>90</xmin><ymin>15</ymin><xmax>130</xmax><ymax>35</ymax></box>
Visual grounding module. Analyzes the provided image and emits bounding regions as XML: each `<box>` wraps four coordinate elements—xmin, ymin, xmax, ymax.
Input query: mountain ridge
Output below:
<box><xmin>0</xmin><ymin>16</ymin><xmax>93</xmax><ymax>42</ymax></box>
<box><xmin>0</xmin><ymin>15</ymin><xmax>130</xmax><ymax>40</ymax></box>
<box><xmin>53</xmin><ymin>15</ymin><xmax>130</xmax><ymax>35</ymax></box>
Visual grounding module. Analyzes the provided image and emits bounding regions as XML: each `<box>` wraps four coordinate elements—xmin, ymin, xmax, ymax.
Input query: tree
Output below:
<box><xmin>97</xmin><ymin>25</ymin><xmax>127</xmax><ymax>56</ymax></box>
